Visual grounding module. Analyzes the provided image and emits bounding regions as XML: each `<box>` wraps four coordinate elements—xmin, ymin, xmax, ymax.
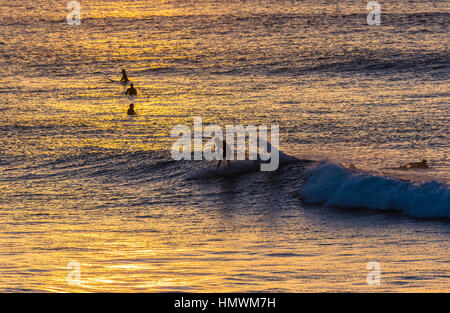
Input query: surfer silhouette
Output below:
<box><xmin>120</xmin><ymin>69</ymin><xmax>129</xmax><ymax>84</ymax></box>
<box><xmin>127</xmin><ymin>103</ymin><xmax>136</xmax><ymax>116</ymax></box>
<box><xmin>125</xmin><ymin>83</ymin><xmax>137</xmax><ymax>96</ymax></box>
<box><xmin>400</xmin><ymin>159</ymin><xmax>429</xmax><ymax>169</ymax></box>
<box><xmin>214</xmin><ymin>137</ymin><xmax>231</xmax><ymax>168</ymax></box>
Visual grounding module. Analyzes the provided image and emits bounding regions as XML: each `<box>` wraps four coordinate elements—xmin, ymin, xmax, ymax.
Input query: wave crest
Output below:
<box><xmin>300</xmin><ymin>161</ymin><xmax>450</xmax><ymax>218</ymax></box>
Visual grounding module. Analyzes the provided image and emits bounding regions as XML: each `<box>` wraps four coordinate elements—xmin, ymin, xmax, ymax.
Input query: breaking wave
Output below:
<box><xmin>300</xmin><ymin>161</ymin><xmax>450</xmax><ymax>218</ymax></box>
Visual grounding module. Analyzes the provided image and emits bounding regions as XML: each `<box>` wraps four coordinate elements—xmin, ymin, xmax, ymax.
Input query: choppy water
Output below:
<box><xmin>0</xmin><ymin>0</ymin><xmax>449</xmax><ymax>292</ymax></box>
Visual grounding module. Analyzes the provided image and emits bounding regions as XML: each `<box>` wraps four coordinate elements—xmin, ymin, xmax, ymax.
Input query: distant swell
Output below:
<box><xmin>300</xmin><ymin>161</ymin><xmax>450</xmax><ymax>219</ymax></box>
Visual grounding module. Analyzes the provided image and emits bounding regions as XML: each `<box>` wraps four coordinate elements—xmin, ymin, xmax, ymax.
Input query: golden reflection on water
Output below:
<box><xmin>81</xmin><ymin>0</ymin><xmax>191</xmax><ymax>19</ymax></box>
<box><xmin>1</xmin><ymin>0</ymin><xmax>448</xmax><ymax>293</ymax></box>
<box><xmin>32</xmin><ymin>221</ymin><xmax>449</xmax><ymax>293</ymax></box>
<box><xmin>2</xmin><ymin>178</ymin><xmax>449</xmax><ymax>293</ymax></box>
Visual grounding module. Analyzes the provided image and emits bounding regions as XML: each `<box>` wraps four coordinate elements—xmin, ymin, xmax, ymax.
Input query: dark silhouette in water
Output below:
<box><xmin>125</xmin><ymin>83</ymin><xmax>137</xmax><ymax>96</ymax></box>
<box><xmin>127</xmin><ymin>103</ymin><xmax>136</xmax><ymax>116</ymax></box>
<box><xmin>215</xmin><ymin>137</ymin><xmax>231</xmax><ymax>168</ymax></box>
<box><xmin>400</xmin><ymin>159</ymin><xmax>429</xmax><ymax>169</ymax></box>
<box><xmin>120</xmin><ymin>69</ymin><xmax>129</xmax><ymax>84</ymax></box>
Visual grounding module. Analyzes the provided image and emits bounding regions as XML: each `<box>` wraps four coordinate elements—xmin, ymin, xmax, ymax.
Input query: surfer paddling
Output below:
<box><xmin>400</xmin><ymin>159</ymin><xmax>429</xmax><ymax>169</ymax></box>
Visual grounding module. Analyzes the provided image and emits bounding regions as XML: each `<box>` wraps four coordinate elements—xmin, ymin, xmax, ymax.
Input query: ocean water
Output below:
<box><xmin>0</xmin><ymin>0</ymin><xmax>449</xmax><ymax>292</ymax></box>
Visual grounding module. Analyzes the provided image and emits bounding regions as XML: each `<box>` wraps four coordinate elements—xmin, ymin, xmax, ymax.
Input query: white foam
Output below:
<box><xmin>300</xmin><ymin>161</ymin><xmax>450</xmax><ymax>218</ymax></box>
<box><xmin>258</xmin><ymin>137</ymin><xmax>295</xmax><ymax>163</ymax></box>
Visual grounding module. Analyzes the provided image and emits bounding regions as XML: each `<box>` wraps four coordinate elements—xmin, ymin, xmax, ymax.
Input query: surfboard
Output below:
<box><xmin>105</xmin><ymin>77</ymin><xmax>131</xmax><ymax>86</ymax></box>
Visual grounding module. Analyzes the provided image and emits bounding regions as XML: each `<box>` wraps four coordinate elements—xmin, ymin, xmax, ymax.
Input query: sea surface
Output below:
<box><xmin>0</xmin><ymin>0</ymin><xmax>449</xmax><ymax>292</ymax></box>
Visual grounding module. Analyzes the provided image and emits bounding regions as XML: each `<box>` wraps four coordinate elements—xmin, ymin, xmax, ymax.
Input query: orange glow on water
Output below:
<box><xmin>0</xmin><ymin>0</ymin><xmax>448</xmax><ymax>293</ymax></box>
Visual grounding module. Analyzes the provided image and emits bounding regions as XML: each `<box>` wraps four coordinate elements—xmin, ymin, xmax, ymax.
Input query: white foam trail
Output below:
<box><xmin>300</xmin><ymin>161</ymin><xmax>450</xmax><ymax>218</ymax></box>
<box><xmin>258</xmin><ymin>137</ymin><xmax>295</xmax><ymax>163</ymax></box>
